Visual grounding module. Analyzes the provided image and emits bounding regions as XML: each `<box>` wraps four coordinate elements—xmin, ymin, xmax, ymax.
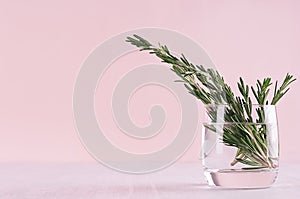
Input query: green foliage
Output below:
<box><xmin>126</xmin><ymin>35</ymin><xmax>296</xmax><ymax>168</ymax></box>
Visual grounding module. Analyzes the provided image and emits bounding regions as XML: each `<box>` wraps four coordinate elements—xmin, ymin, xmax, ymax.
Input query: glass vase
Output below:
<box><xmin>202</xmin><ymin>104</ymin><xmax>279</xmax><ymax>189</ymax></box>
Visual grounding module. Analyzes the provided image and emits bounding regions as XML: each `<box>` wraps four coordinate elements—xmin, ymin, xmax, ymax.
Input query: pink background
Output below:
<box><xmin>0</xmin><ymin>0</ymin><xmax>299</xmax><ymax>163</ymax></box>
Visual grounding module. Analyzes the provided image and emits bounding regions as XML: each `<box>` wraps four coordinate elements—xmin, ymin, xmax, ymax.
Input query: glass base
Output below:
<box><xmin>204</xmin><ymin>169</ymin><xmax>278</xmax><ymax>189</ymax></box>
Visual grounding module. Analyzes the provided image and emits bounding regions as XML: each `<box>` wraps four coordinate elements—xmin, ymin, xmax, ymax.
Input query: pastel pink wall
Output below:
<box><xmin>0</xmin><ymin>0</ymin><xmax>299</xmax><ymax>163</ymax></box>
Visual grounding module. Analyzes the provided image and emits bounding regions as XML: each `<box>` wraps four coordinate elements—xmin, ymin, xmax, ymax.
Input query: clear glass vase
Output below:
<box><xmin>202</xmin><ymin>104</ymin><xmax>279</xmax><ymax>189</ymax></box>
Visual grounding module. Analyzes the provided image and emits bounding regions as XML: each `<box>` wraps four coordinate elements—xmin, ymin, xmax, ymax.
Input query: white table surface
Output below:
<box><xmin>1</xmin><ymin>162</ymin><xmax>299</xmax><ymax>199</ymax></box>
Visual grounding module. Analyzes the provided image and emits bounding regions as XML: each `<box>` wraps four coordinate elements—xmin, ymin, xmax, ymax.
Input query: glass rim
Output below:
<box><xmin>202</xmin><ymin>122</ymin><xmax>274</xmax><ymax>125</ymax></box>
<box><xmin>204</xmin><ymin>104</ymin><xmax>276</xmax><ymax>108</ymax></box>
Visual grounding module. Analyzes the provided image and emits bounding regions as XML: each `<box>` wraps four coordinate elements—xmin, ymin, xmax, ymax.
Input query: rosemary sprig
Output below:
<box><xmin>271</xmin><ymin>74</ymin><xmax>296</xmax><ymax>105</ymax></box>
<box><xmin>126</xmin><ymin>34</ymin><xmax>296</xmax><ymax>168</ymax></box>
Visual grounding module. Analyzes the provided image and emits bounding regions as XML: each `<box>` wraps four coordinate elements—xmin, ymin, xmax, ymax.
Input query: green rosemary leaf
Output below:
<box><xmin>271</xmin><ymin>73</ymin><xmax>296</xmax><ymax>105</ymax></box>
